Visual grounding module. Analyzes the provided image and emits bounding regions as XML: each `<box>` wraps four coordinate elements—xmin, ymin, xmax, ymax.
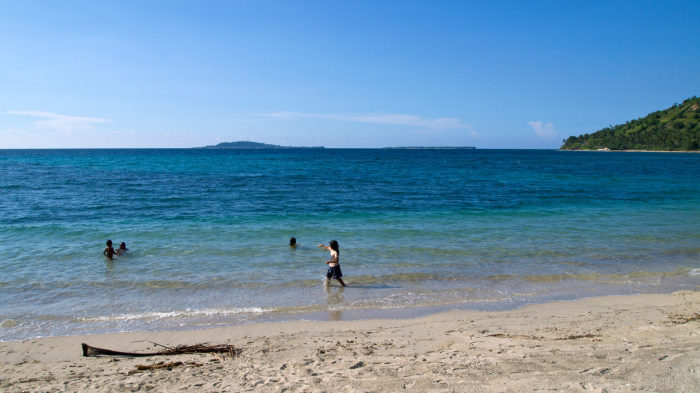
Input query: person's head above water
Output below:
<box><xmin>329</xmin><ymin>240</ymin><xmax>339</xmax><ymax>253</ymax></box>
<box><xmin>106</xmin><ymin>240</ymin><xmax>112</xmax><ymax>247</ymax></box>
<box><xmin>289</xmin><ymin>237</ymin><xmax>297</xmax><ymax>246</ymax></box>
<box><xmin>119</xmin><ymin>242</ymin><xmax>127</xmax><ymax>250</ymax></box>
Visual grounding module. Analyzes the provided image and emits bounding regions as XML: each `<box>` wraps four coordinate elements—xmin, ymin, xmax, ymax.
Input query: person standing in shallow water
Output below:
<box><xmin>103</xmin><ymin>240</ymin><xmax>116</xmax><ymax>260</ymax></box>
<box><xmin>318</xmin><ymin>240</ymin><xmax>346</xmax><ymax>287</ymax></box>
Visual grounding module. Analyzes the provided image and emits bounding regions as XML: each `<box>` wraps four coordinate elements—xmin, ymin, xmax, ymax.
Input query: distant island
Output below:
<box><xmin>560</xmin><ymin>96</ymin><xmax>699</xmax><ymax>151</ymax></box>
<box><xmin>383</xmin><ymin>146</ymin><xmax>475</xmax><ymax>150</ymax></box>
<box><xmin>197</xmin><ymin>141</ymin><xmax>476</xmax><ymax>150</ymax></box>
<box><xmin>197</xmin><ymin>141</ymin><xmax>325</xmax><ymax>149</ymax></box>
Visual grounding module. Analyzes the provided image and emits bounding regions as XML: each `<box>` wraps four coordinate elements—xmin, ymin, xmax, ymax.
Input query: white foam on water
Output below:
<box><xmin>80</xmin><ymin>307</ymin><xmax>270</xmax><ymax>322</ymax></box>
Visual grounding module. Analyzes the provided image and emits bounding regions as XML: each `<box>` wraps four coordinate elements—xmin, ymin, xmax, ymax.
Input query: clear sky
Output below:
<box><xmin>1</xmin><ymin>0</ymin><xmax>698</xmax><ymax>148</ymax></box>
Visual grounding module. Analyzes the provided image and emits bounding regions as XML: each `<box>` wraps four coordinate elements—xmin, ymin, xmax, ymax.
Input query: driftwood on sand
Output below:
<box><xmin>126</xmin><ymin>361</ymin><xmax>204</xmax><ymax>375</ymax></box>
<box><xmin>81</xmin><ymin>342</ymin><xmax>239</xmax><ymax>358</ymax></box>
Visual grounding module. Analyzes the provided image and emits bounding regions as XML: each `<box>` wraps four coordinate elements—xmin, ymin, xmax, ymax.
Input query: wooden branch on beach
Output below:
<box><xmin>127</xmin><ymin>361</ymin><xmax>203</xmax><ymax>375</ymax></box>
<box><xmin>81</xmin><ymin>342</ymin><xmax>239</xmax><ymax>358</ymax></box>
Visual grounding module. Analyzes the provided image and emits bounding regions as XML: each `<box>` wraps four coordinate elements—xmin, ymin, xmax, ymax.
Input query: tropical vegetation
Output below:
<box><xmin>560</xmin><ymin>96</ymin><xmax>700</xmax><ymax>151</ymax></box>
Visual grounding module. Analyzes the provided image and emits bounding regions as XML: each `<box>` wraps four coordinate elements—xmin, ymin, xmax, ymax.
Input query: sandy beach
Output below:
<box><xmin>1</xmin><ymin>291</ymin><xmax>697</xmax><ymax>392</ymax></box>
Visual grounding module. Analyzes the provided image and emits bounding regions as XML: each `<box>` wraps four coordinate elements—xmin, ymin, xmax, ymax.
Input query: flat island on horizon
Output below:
<box><xmin>197</xmin><ymin>141</ymin><xmax>477</xmax><ymax>150</ymax></box>
<box><xmin>382</xmin><ymin>146</ymin><xmax>476</xmax><ymax>150</ymax></box>
<box><xmin>197</xmin><ymin>141</ymin><xmax>325</xmax><ymax>149</ymax></box>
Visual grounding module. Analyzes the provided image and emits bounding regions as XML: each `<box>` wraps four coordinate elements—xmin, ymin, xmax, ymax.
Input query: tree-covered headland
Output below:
<box><xmin>560</xmin><ymin>96</ymin><xmax>700</xmax><ymax>151</ymax></box>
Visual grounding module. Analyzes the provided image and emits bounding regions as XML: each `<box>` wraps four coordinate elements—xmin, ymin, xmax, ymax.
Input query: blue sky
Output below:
<box><xmin>1</xmin><ymin>1</ymin><xmax>698</xmax><ymax>148</ymax></box>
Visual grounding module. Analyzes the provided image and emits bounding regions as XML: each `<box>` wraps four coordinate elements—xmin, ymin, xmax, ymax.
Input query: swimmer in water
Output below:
<box><xmin>103</xmin><ymin>240</ymin><xmax>116</xmax><ymax>260</ymax></box>
<box><xmin>116</xmin><ymin>242</ymin><xmax>128</xmax><ymax>255</ymax></box>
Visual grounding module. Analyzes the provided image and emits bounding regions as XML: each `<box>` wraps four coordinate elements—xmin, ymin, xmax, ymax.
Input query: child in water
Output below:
<box><xmin>289</xmin><ymin>237</ymin><xmax>298</xmax><ymax>247</ymax></box>
<box><xmin>318</xmin><ymin>240</ymin><xmax>346</xmax><ymax>287</ymax></box>
<box><xmin>103</xmin><ymin>240</ymin><xmax>116</xmax><ymax>260</ymax></box>
<box><xmin>116</xmin><ymin>242</ymin><xmax>128</xmax><ymax>255</ymax></box>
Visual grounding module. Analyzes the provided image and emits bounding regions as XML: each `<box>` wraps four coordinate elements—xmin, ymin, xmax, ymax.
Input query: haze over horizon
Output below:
<box><xmin>1</xmin><ymin>1</ymin><xmax>698</xmax><ymax>149</ymax></box>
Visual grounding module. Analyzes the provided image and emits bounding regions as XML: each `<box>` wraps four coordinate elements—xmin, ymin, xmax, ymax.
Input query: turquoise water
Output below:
<box><xmin>0</xmin><ymin>149</ymin><xmax>698</xmax><ymax>341</ymax></box>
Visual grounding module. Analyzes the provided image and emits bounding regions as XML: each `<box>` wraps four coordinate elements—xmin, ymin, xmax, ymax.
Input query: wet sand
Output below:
<box><xmin>1</xmin><ymin>291</ymin><xmax>698</xmax><ymax>392</ymax></box>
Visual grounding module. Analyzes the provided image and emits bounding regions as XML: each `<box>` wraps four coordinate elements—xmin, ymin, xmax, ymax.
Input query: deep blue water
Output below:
<box><xmin>0</xmin><ymin>149</ymin><xmax>698</xmax><ymax>341</ymax></box>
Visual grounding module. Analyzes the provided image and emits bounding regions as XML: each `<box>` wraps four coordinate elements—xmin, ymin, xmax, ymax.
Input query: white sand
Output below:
<box><xmin>1</xmin><ymin>290</ymin><xmax>698</xmax><ymax>392</ymax></box>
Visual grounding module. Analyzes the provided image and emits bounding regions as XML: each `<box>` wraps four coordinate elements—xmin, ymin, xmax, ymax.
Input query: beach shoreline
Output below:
<box><xmin>2</xmin><ymin>291</ymin><xmax>697</xmax><ymax>392</ymax></box>
<box><xmin>559</xmin><ymin>149</ymin><xmax>700</xmax><ymax>153</ymax></box>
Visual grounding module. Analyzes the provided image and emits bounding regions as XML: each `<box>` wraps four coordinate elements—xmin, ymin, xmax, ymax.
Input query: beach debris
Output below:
<box><xmin>127</xmin><ymin>361</ymin><xmax>203</xmax><ymax>375</ymax></box>
<box><xmin>349</xmin><ymin>361</ymin><xmax>364</xmax><ymax>369</ymax></box>
<box><xmin>666</xmin><ymin>312</ymin><xmax>700</xmax><ymax>325</ymax></box>
<box><xmin>555</xmin><ymin>333</ymin><xmax>598</xmax><ymax>340</ymax></box>
<box><xmin>487</xmin><ymin>333</ymin><xmax>540</xmax><ymax>340</ymax></box>
<box><xmin>81</xmin><ymin>342</ymin><xmax>239</xmax><ymax>358</ymax></box>
<box><xmin>486</xmin><ymin>332</ymin><xmax>598</xmax><ymax>341</ymax></box>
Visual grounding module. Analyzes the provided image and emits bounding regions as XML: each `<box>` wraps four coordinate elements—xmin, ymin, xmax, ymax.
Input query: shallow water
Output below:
<box><xmin>0</xmin><ymin>149</ymin><xmax>698</xmax><ymax>340</ymax></box>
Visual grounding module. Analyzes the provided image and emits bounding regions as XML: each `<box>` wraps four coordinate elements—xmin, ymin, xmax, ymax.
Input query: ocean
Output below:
<box><xmin>0</xmin><ymin>148</ymin><xmax>698</xmax><ymax>341</ymax></box>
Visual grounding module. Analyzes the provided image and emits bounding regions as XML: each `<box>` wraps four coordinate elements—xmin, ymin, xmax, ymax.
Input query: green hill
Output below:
<box><xmin>560</xmin><ymin>96</ymin><xmax>700</xmax><ymax>151</ymax></box>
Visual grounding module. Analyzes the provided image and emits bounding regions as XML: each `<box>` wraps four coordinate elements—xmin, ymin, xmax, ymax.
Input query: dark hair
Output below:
<box><xmin>119</xmin><ymin>242</ymin><xmax>127</xmax><ymax>249</ymax></box>
<box><xmin>106</xmin><ymin>240</ymin><xmax>112</xmax><ymax>246</ymax></box>
<box><xmin>289</xmin><ymin>237</ymin><xmax>296</xmax><ymax>246</ymax></box>
<box><xmin>329</xmin><ymin>240</ymin><xmax>339</xmax><ymax>254</ymax></box>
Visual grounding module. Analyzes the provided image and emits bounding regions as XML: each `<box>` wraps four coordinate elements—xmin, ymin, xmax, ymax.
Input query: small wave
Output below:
<box><xmin>488</xmin><ymin>268</ymin><xmax>694</xmax><ymax>283</ymax></box>
<box><xmin>0</xmin><ymin>319</ymin><xmax>19</xmax><ymax>329</ymax></box>
<box><xmin>79</xmin><ymin>307</ymin><xmax>271</xmax><ymax>322</ymax></box>
<box><xmin>690</xmin><ymin>268</ymin><xmax>700</xmax><ymax>276</ymax></box>
<box><xmin>283</xmin><ymin>273</ymin><xmax>444</xmax><ymax>288</ymax></box>
<box><xmin>9</xmin><ymin>279</ymin><xmax>266</xmax><ymax>291</ymax></box>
